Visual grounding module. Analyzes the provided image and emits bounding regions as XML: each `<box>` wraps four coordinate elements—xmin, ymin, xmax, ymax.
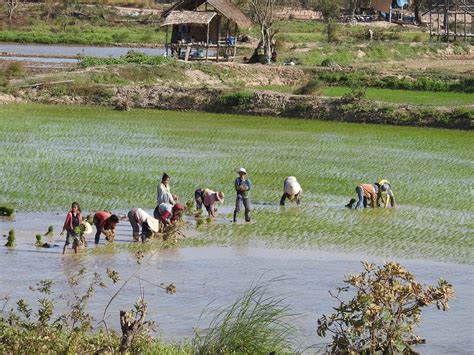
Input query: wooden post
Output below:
<box><xmin>429</xmin><ymin>9</ymin><xmax>432</xmax><ymax>41</ymax></box>
<box><xmin>454</xmin><ymin>12</ymin><xmax>457</xmax><ymax>40</ymax></box>
<box><xmin>165</xmin><ymin>26</ymin><xmax>169</xmax><ymax>57</ymax></box>
<box><xmin>184</xmin><ymin>44</ymin><xmax>191</xmax><ymax>61</ymax></box>
<box><xmin>464</xmin><ymin>11</ymin><xmax>467</xmax><ymax>42</ymax></box>
<box><xmin>446</xmin><ymin>0</ymin><xmax>449</xmax><ymax>42</ymax></box>
<box><xmin>216</xmin><ymin>16</ymin><xmax>221</xmax><ymax>62</ymax></box>
<box><xmin>206</xmin><ymin>23</ymin><xmax>209</xmax><ymax>61</ymax></box>
<box><xmin>437</xmin><ymin>7</ymin><xmax>440</xmax><ymax>41</ymax></box>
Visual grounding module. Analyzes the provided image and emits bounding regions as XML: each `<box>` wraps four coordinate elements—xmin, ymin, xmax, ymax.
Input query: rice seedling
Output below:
<box><xmin>193</xmin><ymin>277</ymin><xmax>298</xmax><ymax>354</ymax></box>
<box><xmin>5</xmin><ymin>229</ymin><xmax>16</xmax><ymax>247</ymax></box>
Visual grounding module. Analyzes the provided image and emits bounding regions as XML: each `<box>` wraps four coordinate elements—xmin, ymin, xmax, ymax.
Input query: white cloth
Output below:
<box><xmin>134</xmin><ymin>208</ymin><xmax>150</xmax><ymax>225</ymax></box>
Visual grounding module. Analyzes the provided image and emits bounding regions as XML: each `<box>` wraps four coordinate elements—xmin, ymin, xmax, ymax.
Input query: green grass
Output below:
<box><xmin>323</xmin><ymin>87</ymin><xmax>474</xmax><ymax>106</ymax></box>
<box><xmin>0</xmin><ymin>104</ymin><xmax>472</xmax><ymax>263</ymax></box>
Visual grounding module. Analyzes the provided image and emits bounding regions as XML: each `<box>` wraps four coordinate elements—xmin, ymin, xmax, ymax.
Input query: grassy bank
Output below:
<box><xmin>0</xmin><ymin>104</ymin><xmax>472</xmax><ymax>263</ymax></box>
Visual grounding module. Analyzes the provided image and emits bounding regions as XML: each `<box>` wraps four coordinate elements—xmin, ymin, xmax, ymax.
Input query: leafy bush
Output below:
<box><xmin>0</xmin><ymin>205</ymin><xmax>15</xmax><ymax>216</ymax></box>
<box><xmin>317</xmin><ymin>261</ymin><xmax>454</xmax><ymax>354</ymax></box>
<box><xmin>5</xmin><ymin>62</ymin><xmax>24</xmax><ymax>79</ymax></box>
<box><xmin>295</xmin><ymin>78</ymin><xmax>324</xmax><ymax>95</ymax></box>
<box><xmin>218</xmin><ymin>91</ymin><xmax>254</xmax><ymax>108</ymax></box>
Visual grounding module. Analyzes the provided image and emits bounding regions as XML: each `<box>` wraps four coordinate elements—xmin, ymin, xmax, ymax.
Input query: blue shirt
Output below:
<box><xmin>235</xmin><ymin>177</ymin><xmax>252</xmax><ymax>197</ymax></box>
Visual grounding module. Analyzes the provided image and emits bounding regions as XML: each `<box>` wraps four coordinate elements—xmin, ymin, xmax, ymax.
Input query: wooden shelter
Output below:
<box><xmin>161</xmin><ymin>0</ymin><xmax>252</xmax><ymax>61</ymax></box>
<box><xmin>424</xmin><ymin>0</ymin><xmax>474</xmax><ymax>41</ymax></box>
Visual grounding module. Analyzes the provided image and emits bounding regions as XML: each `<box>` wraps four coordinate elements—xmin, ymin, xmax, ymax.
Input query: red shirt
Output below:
<box><xmin>94</xmin><ymin>211</ymin><xmax>116</xmax><ymax>231</ymax></box>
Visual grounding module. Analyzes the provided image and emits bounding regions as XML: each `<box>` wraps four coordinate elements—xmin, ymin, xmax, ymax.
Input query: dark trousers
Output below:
<box><xmin>234</xmin><ymin>195</ymin><xmax>251</xmax><ymax>221</ymax></box>
<box><xmin>195</xmin><ymin>188</ymin><xmax>204</xmax><ymax>210</ymax></box>
<box><xmin>280</xmin><ymin>193</ymin><xmax>301</xmax><ymax>206</ymax></box>
<box><xmin>355</xmin><ymin>186</ymin><xmax>367</xmax><ymax>209</ymax></box>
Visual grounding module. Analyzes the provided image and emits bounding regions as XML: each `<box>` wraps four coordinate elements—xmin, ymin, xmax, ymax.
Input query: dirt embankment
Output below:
<box><xmin>20</xmin><ymin>85</ymin><xmax>472</xmax><ymax>130</ymax></box>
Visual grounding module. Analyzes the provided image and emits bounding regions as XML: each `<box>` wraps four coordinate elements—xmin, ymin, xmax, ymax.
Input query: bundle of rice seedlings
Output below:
<box><xmin>44</xmin><ymin>225</ymin><xmax>54</xmax><ymax>237</ymax></box>
<box><xmin>35</xmin><ymin>234</ymin><xmax>43</xmax><ymax>246</ymax></box>
<box><xmin>0</xmin><ymin>205</ymin><xmax>15</xmax><ymax>217</ymax></box>
<box><xmin>5</xmin><ymin>229</ymin><xmax>15</xmax><ymax>247</ymax></box>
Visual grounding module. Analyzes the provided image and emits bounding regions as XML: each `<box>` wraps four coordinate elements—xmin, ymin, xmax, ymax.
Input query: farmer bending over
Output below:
<box><xmin>233</xmin><ymin>167</ymin><xmax>252</xmax><ymax>222</ymax></box>
<box><xmin>376</xmin><ymin>179</ymin><xmax>395</xmax><ymax>208</ymax></box>
<box><xmin>93</xmin><ymin>211</ymin><xmax>119</xmax><ymax>244</ymax></box>
<box><xmin>280</xmin><ymin>176</ymin><xmax>302</xmax><ymax>206</ymax></box>
<box><xmin>155</xmin><ymin>203</ymin><xmax>184</xmax><ymax>227</ymax></box>
<box><xmin>195</xmin><ymin>188</ymin><xmax>225</xmax><ymax>217</ymax></box>
<box><xmin>346</xmin><ymin>183</ymin><xmax>378</xmax><ymax>209</ymax></box>
<box><xmin>127</xmin><ymin>208</ymin><xmax>160</xmax><ymax>243</ymax></box>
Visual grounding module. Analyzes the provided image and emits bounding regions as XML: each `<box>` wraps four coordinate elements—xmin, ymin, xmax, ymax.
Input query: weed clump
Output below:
<box><xmin>193</xmin><ymin>278</ymin><xmax>296</xmax><ymax>354</ymax></box>
<box><xmin>0</xmin><ymin>205</ymin><xmax>15</xmax><ymax>216</ymax></box>
<box><xmin>218</xmin><ymin>91</ymin><xmax>254</xmax><ymax>109</ymax></box>
<box><xmin>295</xmin><ymin>78</ymin><xmax>324</xmax><ymax>95</ymax></box>
<box><xmin>5</xmin><ymin>229</ymin><xmax>15</xmax><ymax>247</ymax></box>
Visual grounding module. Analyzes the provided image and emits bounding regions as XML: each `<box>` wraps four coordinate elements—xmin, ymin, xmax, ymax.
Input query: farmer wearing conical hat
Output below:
<box><xmin>233</xmin><ymin>167</ymin><xmax>252</xmax><ymax>222</ymax></box>
<box><xmin>376</xmin><ymin>179</ymin><xmax>395</xmax><ymax>208</ymax></box>
<box><xmin>127</xmin><ymin>208</ymin><xmax>160</xmax><ymax>243</ymax></box>
<box><xmin>195</xmin><ymin>188</ymin><xmax>225</xmax><ymax>217</ymax></box>
<box><xmin>280</xmin><ymin>176</ymin><xmax>302</xmax><ymax>206</ymax></box>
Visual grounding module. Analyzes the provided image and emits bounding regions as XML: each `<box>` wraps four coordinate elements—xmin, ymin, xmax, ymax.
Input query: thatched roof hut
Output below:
<box><xmin>161</xmin><ymin>0</ymin><xmax>252</xmax><ymax>61</ymax></box>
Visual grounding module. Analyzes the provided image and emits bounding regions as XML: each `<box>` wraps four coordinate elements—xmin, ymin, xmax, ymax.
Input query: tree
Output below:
<box><xmin>317</xmin><ymin>261</ymin><xmax>454</xmax><ymax>354</ymax></box>
<box><xmin>249</xmin><ymin>0</ymin><xmax>276</xmax><ymax>64</ymax></box>
<box><xmin>5</xmin><ymin>0</ymin><xmax>21</xmax><ymax>22</ymax></box>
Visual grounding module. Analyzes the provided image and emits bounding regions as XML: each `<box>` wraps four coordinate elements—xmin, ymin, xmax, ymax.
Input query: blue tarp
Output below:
<box><xmin>397</xmin><ymin>0</ymin><xmax>408</xmax><ymax>7</ymax></box>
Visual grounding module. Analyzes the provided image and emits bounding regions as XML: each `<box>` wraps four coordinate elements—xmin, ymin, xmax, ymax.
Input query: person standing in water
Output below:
<box><xmin>233</xmin><ymin>167</ymin><xmax>252</xmax><ymax>222</ymax></box>
<box><xmin>60</xmin><ymin>201</ymin><xmax>83</xmax><ymax>254</ymax></box>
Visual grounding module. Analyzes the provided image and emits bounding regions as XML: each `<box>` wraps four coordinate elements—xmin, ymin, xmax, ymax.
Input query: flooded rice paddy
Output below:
<box><xmin>0</xmin><ymin>104</ymin><xmax>473</xmax><ymax>352</ymax></box>
<box><xmin>1</xmin><ymin>215</ymin><xmax>473</xmax><ymax>353</ymax></box>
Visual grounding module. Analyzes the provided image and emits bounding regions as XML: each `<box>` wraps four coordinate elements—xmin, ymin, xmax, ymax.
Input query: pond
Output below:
<box><xmin>1</xmin><ymin>214</ymin><xmax>472</xmax><ymax>353</ymax></box>
<box><xmin>0</xmin><ymin>43</ymin><xmax>166</xmax><ymax>57</ymax></box>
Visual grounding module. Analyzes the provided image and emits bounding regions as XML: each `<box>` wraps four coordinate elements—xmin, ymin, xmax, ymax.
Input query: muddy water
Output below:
<box><xmin>1</xmin><ymin>214</ymin><xmax>473</xmax><ymax>353</ymax></box>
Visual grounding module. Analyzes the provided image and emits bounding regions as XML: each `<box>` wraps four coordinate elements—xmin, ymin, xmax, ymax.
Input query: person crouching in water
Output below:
<box><xmin>280</xmin><ymin>176</ymin><xmax>302</xmax><ymax>206</ymax></box>
<box><xmin>93</xmin><ymin>211</ymin><xmax>119</xmax><ymax>244</ymax></box>
<box><xmin>346</xmin><ymin>183</ymin><xmax>378</xmax><ymax>209</ymax></box>
<box><xmin>376</xmin><ymin>179</ymin><xmax>395</xmax><ymax>208</ymax></box>
<box><xmin>155</xmin><ymin>203</ymin><xmax>184</xmax><ymax>228</ymax></box>
<box><xmin>233</xmin><ymin>167</ymin><xmax>252</xmax><ymax>222</ymax></box>
<box><xmin>60</xmin><ymin>201</ymin><xmax>83</xmax><ymax>255</ymax></box>
<box><xmin>127</xmin><ymin>208</ymin><xmax>160</xmax><ymax>243</ymax></box>
<box><xmin>195</xmin><ymin>188</ymin><xmax>225</xmax><ymax>217</ymax></box>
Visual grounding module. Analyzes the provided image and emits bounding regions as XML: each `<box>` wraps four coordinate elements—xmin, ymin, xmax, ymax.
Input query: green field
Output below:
<box><xmin>0</xmin><ymin>104</ymin><xmax>472</xmax><ymax>263</ymax></box>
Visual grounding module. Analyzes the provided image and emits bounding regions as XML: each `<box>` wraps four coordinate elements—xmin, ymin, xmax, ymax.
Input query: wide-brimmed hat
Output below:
<box><xmin>83</xmin><ymin>221</ymin><xmax>92</xmax><ymax>235</ymax></box>
<box><xmin>237</xmin><ymin>167</ymin><xmax>247</xmax><ymax>174</ymax></box>
<box><xmin>216</xmin><ymin>191</ymin><xmax>225</xmax><ymax>202</ymax></box>
<box><xmin>285</xmin><ymin>181</ymin><xmax>301</xmax><ymax>196</ymax></box>
<box><xmin>146</xmin><ymin>216</ymin><xmax>160</xmax><ymax>233</ymax></box>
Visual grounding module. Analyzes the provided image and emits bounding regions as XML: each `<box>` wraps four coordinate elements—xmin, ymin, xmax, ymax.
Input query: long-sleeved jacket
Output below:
<box><xmin>157</xmin><ymin>182</ymin><xmax>175</xmax><ymax>205</ymax></box>
<box><xmin>235</xmin><ymin>177</ymin><xmax>252</xmax><ymax>197</ymax></box>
